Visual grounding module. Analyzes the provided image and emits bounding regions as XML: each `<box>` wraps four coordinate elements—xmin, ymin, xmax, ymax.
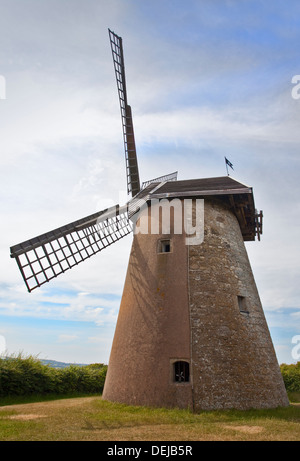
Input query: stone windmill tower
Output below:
<box><xmin>10</xmin><ymin>30</ymin><xmax>288</xmax><ymax>411</ymax></box>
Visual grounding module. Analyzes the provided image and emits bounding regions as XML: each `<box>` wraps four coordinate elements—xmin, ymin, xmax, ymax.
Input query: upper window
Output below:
<box><xmin>238</xmin><ymin>296</ymin><xmax>249</xmax><ymax>315</ymax></box>
<box><xmin>157</xmin><ymin>239</ymin><xmax>171</xmax><ymax>253</ymax></box>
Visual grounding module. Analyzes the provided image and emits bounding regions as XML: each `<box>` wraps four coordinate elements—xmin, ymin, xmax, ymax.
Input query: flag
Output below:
<box><xmin>225</xmin><ymin>157</ymin><xmax>234</xmax><ymax>170</ymax></box>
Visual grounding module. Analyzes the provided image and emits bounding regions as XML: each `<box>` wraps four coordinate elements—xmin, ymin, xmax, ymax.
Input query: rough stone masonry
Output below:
<box><xmin>103</xmin><ymin>185</ymin><xmax>289</xmax><ymax>411</ymax></box>
<box><xmin>188</xmin><ymin>199</ymin><xmax>289</xmax><ymax>410</ymax></box>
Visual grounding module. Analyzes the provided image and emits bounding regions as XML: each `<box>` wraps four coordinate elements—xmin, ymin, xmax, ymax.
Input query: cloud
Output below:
<box><xmin>0</xmin><ymin>278</ymin><xmax>124</xmax><ymax>326</ymax></box>
<box><xmin>1</xmin><ymin>0</ymin><xmax>300</xmax><ymax>363</ymax></box>
<box><xmin>57</xmin><ymin>334</ymin><xmax>78</xmax><ymax>343</ymax></box>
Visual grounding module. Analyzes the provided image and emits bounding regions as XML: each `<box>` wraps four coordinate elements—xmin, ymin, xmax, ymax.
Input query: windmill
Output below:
<box><xmin>10</xmin><ymin>30</ymin><xmax>289</xmax><ymax>411</ymax></box>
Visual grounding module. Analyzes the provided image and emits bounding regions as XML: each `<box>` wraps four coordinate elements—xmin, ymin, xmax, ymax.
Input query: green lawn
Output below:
<box><xmin>0</xmin><ymin>395</ymin><xmax>299</xmax><ymax>441</ymax></box>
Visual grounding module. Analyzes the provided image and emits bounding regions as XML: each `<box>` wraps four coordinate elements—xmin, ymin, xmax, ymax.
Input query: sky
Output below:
<box><xmin>0</xmin><ymin>0</ymin><xmax>300</xmax><ymax>365</ymax></box>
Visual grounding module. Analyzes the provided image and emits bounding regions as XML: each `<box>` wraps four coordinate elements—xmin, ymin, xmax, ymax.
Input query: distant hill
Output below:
<box><xmin>40</xmin><ymin>359</ymin><xmax>87</xmax><ymax>369</ymax></box>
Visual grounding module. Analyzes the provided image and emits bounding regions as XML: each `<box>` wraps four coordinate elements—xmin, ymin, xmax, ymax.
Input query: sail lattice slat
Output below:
<box><xmin>108</xmin><ymin>29</ymin><xmax>140</xmax><ymax>197</ymax></box>
<box><xmin>10</xmin><ymin>205</ymin><xmax>132</xmax><ymax>292</ymax></box>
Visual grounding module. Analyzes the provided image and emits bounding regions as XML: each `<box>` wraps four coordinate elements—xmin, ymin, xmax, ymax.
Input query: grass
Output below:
<box><xmin>0</xmin><ymin>392</ymin><xmax>96</xmax><ymax>407</ymax></box>
<box><xmin>0</xmin><ymin>395</ymin><xmax>299</xmax><ymax>441</ymax></box>
<box><xmin>287</xmin><ymin>392</ymin><xmax>300</xmax><ymax>403</ymax></box>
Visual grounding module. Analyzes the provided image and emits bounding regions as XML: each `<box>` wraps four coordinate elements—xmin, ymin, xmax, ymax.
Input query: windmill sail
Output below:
<box><xmin>10</xmin><ymin>204</ymin><xmax>132</xmax><ymax>292</ymax></box>
<box><xmin>141</xmin><ymin>171</ymin><xmax>178</xmax><ymax>189</ymax></box>
<box><xmin>108</xmin><ymin>29</ymin><xmax>140</xmax><ymax>197</ymax></box>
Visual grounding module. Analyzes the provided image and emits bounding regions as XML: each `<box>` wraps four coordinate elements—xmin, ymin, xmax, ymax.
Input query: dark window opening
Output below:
<box><xmin>238</xmin><ymin>296</ymin><xmax>249</xmax><ymax>314</ymax></box>
<box><xmin>174</xmin><ymin>361</ymin><xmax>190</xmax><ymax>383</ymax></box>
<box><xmin>158</xmin><ymin>239</ymin><xmax>171</xmax><ymax>253</ymax></box>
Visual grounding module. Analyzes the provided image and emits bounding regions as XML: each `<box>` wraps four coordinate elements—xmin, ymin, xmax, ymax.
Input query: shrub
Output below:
<box><xmin>280</xmin><ymin>362</ymin><xmax>300</xmax><ymax>392</ymax></box>
<box><xmin>0</xmin><ymin>353</ymin><xmax>107</xmax><ymax>397</ymax></box>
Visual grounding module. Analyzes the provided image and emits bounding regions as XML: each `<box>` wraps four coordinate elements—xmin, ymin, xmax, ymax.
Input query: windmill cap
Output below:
<box><xmin>135</xmin><ymin>176</ymin><xmax>261</xmax><ymax>241</ymax></box>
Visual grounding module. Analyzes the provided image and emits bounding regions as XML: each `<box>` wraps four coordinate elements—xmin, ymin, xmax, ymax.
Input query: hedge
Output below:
<box><xmin>0</xmin><ymin>354</ymin><xmax>107</xmax><ymax>396</ymax></box>
<box><xmin>280</xmin><ymin>362</ymin><xmax>300</xmax><ymax>392</ymax></box>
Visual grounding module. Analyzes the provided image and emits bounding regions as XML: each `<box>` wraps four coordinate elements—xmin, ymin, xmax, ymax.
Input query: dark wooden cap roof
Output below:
<box><xmin>138</xmin><ymin>176</ymin><xmax>262</xmax><ymax>241</ymax></box>
<box><xmin>153</xmin><ymin>176</ymin><xmax>252</xmax><ymax>196</ymax></box>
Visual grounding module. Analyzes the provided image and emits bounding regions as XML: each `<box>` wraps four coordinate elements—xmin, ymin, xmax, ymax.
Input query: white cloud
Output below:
<box><xmin>57</xmin><ymin>334</ymin><xmax>78</xmax><ymax>343</ymax></box>
<box><xmin>1</xmin><ymin>0</ymin><xmax>300</xmax><ymax>363</ymax></box>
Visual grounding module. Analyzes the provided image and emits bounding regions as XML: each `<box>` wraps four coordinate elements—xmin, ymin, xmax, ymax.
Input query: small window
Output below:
<box><xmin>238</xmin><ymin>296</ymin><xmax>249</xmax><ymax>314</ymax></box>
<box><xmin>158</xmin><ymin>239</ymin><xmax>171</xmax><ymax>253</ymax></box>
<box><xmin>173</xmin><ymin>361</ymin><xmax>190</xmax><ymax>383</ymax></box>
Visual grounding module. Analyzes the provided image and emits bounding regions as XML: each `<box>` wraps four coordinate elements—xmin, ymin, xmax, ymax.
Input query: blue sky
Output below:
<box><xmin>0</xmin><ymin>0</ymin><xmax>300</xmax><ymax>364</ymax></box>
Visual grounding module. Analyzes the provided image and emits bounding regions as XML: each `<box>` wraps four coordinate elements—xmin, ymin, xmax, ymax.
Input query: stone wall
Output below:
<box><xmin>103</xmin><ymin>197</ymin><xmax>289</xmax><ymax>410</ymax></box>
<box><xmin>103</xmin><ymin>201</ymin><xmax>193</xmax><ymax>408</ymax></box>
<box><xmin>188</xmin><ymin>198</ymin><xmax>289</xmax><ymax>410</ymax></box>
